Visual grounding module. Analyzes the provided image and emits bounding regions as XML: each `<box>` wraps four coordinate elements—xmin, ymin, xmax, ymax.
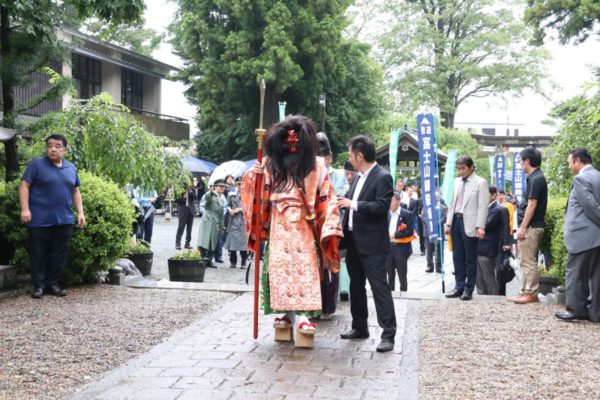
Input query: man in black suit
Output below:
<box><xmin>387</xmin><ymin>191</ymin><xmax>415</xmax><ymax>291</ymax></box>
<box><xmin>337</xmin><ymin>135</ymin><xmax>396</xmax><ymax>353</ymax></box>
<box><xmin>476</xmin><ymin>186</ymin><xmax>510</xmax><ymax>295</ymax></box>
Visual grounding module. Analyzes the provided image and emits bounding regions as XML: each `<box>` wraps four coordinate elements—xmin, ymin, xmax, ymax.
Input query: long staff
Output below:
<box><xmin>253</xmin><ymin>80</ymin><xmax>267</xmax><ymax>339</ymax></box>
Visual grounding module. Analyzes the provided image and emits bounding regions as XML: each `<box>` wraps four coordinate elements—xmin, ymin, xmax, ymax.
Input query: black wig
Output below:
<box><xmin>264</xmin><ymin>115</ymin><xmax>318</xmax><ymax>193</ymax></box>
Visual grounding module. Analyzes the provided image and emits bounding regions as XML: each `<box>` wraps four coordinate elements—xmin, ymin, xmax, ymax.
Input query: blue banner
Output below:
<box><xmin>494</xmin><ymin>154</ymin><xmax>506</xmax><ymax>191</ymax></box>
<box><xmin>417</xmin><ymin>114</ymin><xmax>439</xmax><ymax>240</ymax></box>
<box><xmin>512</xmin><ymin>152</ymin><xmax>526</xmax><ymax>203</ymax></box>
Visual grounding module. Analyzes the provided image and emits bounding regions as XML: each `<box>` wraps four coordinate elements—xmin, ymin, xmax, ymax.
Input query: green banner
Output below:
<box><xmin>389</xmin><ymin>129</ymin><xmax>400</xmax><ymax>187</ymax></box>
<box><xmin>278</xmin><ymin>101</ymin><xmax>286</xmax><ymax>122</ymax></box>
<box><xmin>441</xmin><ymin>149</ymin><xmax>457</xmax><ymax>205</ymax></box>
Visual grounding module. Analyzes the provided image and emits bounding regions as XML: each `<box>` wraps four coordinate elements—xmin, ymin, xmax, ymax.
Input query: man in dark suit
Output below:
<box><xmin>476</xmin><ymin>186</ymin><xmax>505</xmax><ymax>295</ymax></box>
<box><xmin>556</xmin><ymin>148</ymin><xmax>600</xmax><ymax>321</ymax></box>
<box><xmin>337</xmin><ymin>135</ymin><xmax>396</xmax><ymax>353</ymax></box>
<box><xmin>387</xmin><ymin>191</ymin><xmax>415</xmax><ymax>292</ymax></box>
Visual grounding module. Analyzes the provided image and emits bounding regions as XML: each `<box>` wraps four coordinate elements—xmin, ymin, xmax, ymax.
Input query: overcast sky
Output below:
<box><xmin>145</xmin><ymin>0</ymin><xmax>600</xmax><ymax>137</ymax></box>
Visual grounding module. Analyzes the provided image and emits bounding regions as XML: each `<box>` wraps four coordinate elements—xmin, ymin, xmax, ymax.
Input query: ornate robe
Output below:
<box><xmin>241</xmin><ymin>157</ymin><xmax>342</xmax><ymax>312</ymax></box>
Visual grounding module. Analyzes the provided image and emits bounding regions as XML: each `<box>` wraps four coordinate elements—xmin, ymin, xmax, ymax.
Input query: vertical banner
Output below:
<box><xmin>389</xmin><ymin>129</ymin><xmax>400</xmax><ymax>187</ymax></box>
<box><xmin>488</xmin><ymin>156</ymin><xmax>495</xmax><ymax>185</ymax></box>
<box><xmin>278</xmin><ymin>102</ymin><xmax>286</xmax><ymax>122</ymax></box>
<box><xmin>417</xmin><ymin>114</ymin><xmax>439</xmax><ymax>240</ymax></box>
<box><xmin>512</xmin><ymin>152</ymin><xmax>526</xmax><ymax>202</ymax></box>
<box><xmin>441</xmin><ymin>149</ymin><xmax>457</xmax><ymax>206</ymax></box>
<box><xmin>494</xmin><ymin>154</ymin><xmax>506</xmax><ymax>191</ymax></box>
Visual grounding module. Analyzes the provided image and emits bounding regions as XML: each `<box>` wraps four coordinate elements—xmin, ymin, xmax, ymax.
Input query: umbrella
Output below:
<box><xmin>243</xmin><ymin>159</ymin><xmax>258</xmax><ymax>171</ymax></box>
<box><xmin>181</xmin><ymin>156</ymin><xmax>217</xmax><ymax>176</ymax></box>
<box><xmin>208</xmin><ymin>160</ymin><xmax>248</xmax><ymax>185</ymax></box>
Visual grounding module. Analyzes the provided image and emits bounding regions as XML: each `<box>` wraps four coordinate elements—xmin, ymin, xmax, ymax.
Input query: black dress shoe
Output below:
<box><xmin>425</xmin><ymin>267</ymin><xmax>434</xmax><ymax>273</ymax></box>
<box><xmin>376</xmin><ymin>339</ymin><xmax>395</xmax><ymax>353</ymax></box>
<box><xmin>555</xmin><ymin>310</ymin><xmax>588</xmax><ymax>321</ymax></box>
<box><xmin>31</xmin><ymin>288</ymin><xmax>43</xmax><ymax>299</ymax></box>
<box><xmin>184</xmin><ymin>245</ymin><xmax>193</xmax><ymax>249</ymax></box>
<box><xmin>445</xmin><ymin>289</ymin><xmax>463</xmax><ymax>298</ymax></box>
<box><xmin>436</xmin><ymin>269</ymin><xmax>442</xmax><ymax>273</ymax></box>
<box><xmin>340</xmin><ymin>329</ymin><xmax>370</xmax><ymax>340</ymax></box>
<box><xmin>46</xmin><ymin>285</ymin><xmax>67</xmax><ymax>297</ymax></box>
<box><xmin>175</xmin><ymin>244</ymin><xmax>182</xmax><ymax>250</ymax></box>
<box><xmin>460</xmin><ymin>292</ymin><xmax>473</xmax><ymax>301</ymax></box>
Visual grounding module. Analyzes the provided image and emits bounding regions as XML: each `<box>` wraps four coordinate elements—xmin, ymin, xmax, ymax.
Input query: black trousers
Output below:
<box><xmin>566</xmin><ymin>247</ymin><xmax>600</xmax><ymax>322</ymax></box>
<box><xmin>346</xmin><ymin>232</ymin><xmax>397</xmax><ymax>340</ymax></box>
<box><xmin>28</xmin><ymin>225</ymin><xmax>74</xmax><ymax>290</ymax></box>
<box><xmin>387</xmin><ymin>244</ymin><xmax>408</xmax><ymax>291</ymax></box>
<box><xmin>176</xmin><ymin>205</ymin><xmax>194</xmax><ymax>246</ymax></box>
<box><xmin>425</xmin><ymin>236</ymin><xmax>443</xmax><ymax>272</ymax></box>
<box><xmin>229</xmin><ymin>250</ymin><xmax>248</xmax><ymax>266</ymax></box>
<box><xmin>417</xmin><ymin>218</ymin><xmax>426</xmax><ymax>253</ymax></box>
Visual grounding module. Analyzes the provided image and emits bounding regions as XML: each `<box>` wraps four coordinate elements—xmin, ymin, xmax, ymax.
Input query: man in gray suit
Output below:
<box><xmin>556</xmin><ymin>148</ymin><xmax>600</xmax><ymax>322</ymax></box>
<box><xmin>445</xmin><ymin>156</ymin><xmax>489</xmax><ymax>301</ymax></box>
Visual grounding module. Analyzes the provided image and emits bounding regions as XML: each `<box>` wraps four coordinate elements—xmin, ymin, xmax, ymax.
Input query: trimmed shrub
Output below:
<box><xmin>539</xmin><ymin>197</ymin><xmax>568</xmax><ymax>284</ymax></box>
<box><xmin>0</xmin><ymin>171</ymin><xmax>133</xmax><ymax>285</ymax></box>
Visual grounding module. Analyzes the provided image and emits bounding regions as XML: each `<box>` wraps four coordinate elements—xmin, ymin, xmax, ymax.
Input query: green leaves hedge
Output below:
<box><xmin>0</xmin><ymin>171</ymin><xmax>133</xmax><ymax>285</ymax></box>
<box><xmin>540</xmin><ymin>197</ymin><xmax>568</xmax><ymax>284</ymax></box>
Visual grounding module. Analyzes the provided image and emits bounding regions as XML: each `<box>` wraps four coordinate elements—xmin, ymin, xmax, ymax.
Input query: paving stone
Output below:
<box><xmin>177</xmin><ymin>389</ymin><xmax>234</xmax><ymax>400</ymax></box>
<box><xmin>93</xmin><ymin>385</ymin><xmax>139</xmax><ymax>399</ymax></box>
<box><xmin>123</xmin><ymin>388</ymin><xmax>182</xmax><ymax>400</ymax></box>
<box><xmin>279</xmin><ymin>363</ymin><xmax>325</xmax><ymax>375</ymax></box>
<box><xmin>119</xmin><ymin>377</ymin><xmax>179</xmax><ymax>388</ymax></box>
<box><xmin>147</xmin><ymin>357</ymin><xmax>198</xmax><ymax>368</ymax></box>
<box><xmin>188</xmin><ymin>351</ymin><xmax>233</xmax><ymax>360</ymax></box>
<box><xmin>322</xmin><ymin>366</ymin><xmax>365</xmax><ymax>378</ymax></box>
<box><xmin>129</xmin><ymin>367</ymin><xmax>164</xmax><ymax>377</ymax></box>
<box><xmin>171</xmin><ymin>376</ymin><xmax>224</xmax><ymax>389</ymax></box>
<box><xmin>218</xmin><ymin>377</ymin><xmax>273</xmax><ymax>393</ymax></box>
<box><xmin>159</xmin><ymin>366</ymin><xmax>210</xmax><ymax>377</ymax></box>
<box><xmin>201</xmin><ymin>367</ymin><xmax>254</xmax><ymax>380</ymax></box>
<box><xmin>229</xmin><ymin>392</ymin><xmax>284</xmax><ymax>400</ymax></box>
<box><xmin>313</xmin><ymin>386</ymin><xmax>364</xmax><ymax>399</ymax></box>
<box><xmin>268</xmin><ymin>382</ymin><xmax>317</xmax><ymax>396</ymax></box>
<box><xmin>193</xmin><ymin>359</ymin><xmax>241</xmax><ymax>369</ymax></box>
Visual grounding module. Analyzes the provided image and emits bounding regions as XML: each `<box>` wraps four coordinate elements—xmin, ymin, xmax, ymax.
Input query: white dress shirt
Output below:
<box><xmin>389</xmin><ymin>209</ymin><xmax>400</xmax><ymax>241</ymax></box>
<box><xmin>349</xmin><ymin>163</ymin><xmax>377</xmax><ymax>231</ymax></box>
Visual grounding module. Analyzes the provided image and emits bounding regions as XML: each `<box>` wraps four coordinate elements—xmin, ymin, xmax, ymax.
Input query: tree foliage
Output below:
<box><xmin>0</xmin><ymin>0</ymin><xmax>145</xmax><ymax>181</ymax></box>
<box><xmin>83</xmin><ymin>20</ymin><xmax>163</xmax><ymax>56</ymax></box>
<box><xmin>438</xmin><ymin>127</ymin><xmax>490</xmax><ymax>181</ymax></box>
<box><xmin>544</xmin><ymin>82</ymin><xmax>600</xmax><ymax>195</ymax></box>
<box><xmin>171</xmin><ymin>0</ymin><xmax>385</xmax><ymax>163</ymax></box>
<box><xmin>525</xmin><ymin>0</ymin><xmax>600</xmax><ymax>45</ymax></box>
<box><xmin>27</xmin><ymin>93</ymin><xmax>188</xmax><ymax>192</ymax></box>
<box><xmin>379</xmin><ymin>0</ymin><xmax>549</xmax><ymax>128</ymax></box>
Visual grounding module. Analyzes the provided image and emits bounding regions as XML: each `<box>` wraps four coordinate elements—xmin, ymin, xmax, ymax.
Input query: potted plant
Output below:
<box><xmin>168</xmin><ymin>249</ymin><xmax>209</xmax><ymax>282</ymax></box>
<box><xmin>538</xmin><ymin>265</ymin><xmax>561</xmax><ymax>295</ymax></box>
<box><xmin>126</xmin><ymin>239</ymin><xmax>153</xmax><ymax>276</ymax></box>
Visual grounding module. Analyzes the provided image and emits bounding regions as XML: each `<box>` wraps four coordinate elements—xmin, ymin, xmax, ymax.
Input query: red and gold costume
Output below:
<box><xmin>241</xmin><ymin>157</ymin><xmax>342</xmax><ymax>315</ymax></box>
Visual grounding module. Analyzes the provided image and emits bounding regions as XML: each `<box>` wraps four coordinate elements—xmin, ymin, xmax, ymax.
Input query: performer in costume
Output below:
<box><xmin>241</xmin><ymin>115</ymin><xmax>342</xmax><ymax>342</ymax></box>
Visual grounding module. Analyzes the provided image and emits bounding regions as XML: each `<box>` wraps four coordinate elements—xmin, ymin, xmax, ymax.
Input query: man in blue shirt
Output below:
<box><xmin>19</xmin><ymin>134</ymin><xmax>86</xmax><ymax>299</ymax></box>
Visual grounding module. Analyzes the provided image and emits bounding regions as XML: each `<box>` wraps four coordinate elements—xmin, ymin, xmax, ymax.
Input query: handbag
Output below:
<box><xmin>500</xmin><ymin>252</ymin><xmax>516</xmax><ymax>283</ymax></box>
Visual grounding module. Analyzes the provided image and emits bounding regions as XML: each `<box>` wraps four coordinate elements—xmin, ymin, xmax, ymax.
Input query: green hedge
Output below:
<box><xmin>0</xmin><ymin>171</ymin><xmax>133</xmax><ymax>285</ymax></box>
<box><xmin>539</xmin><ymin>197</ymin><xmax>568</xmax><ymax>284</ymax></box>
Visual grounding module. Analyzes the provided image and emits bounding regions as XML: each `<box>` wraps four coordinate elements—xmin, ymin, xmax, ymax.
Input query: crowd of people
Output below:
<box><xmin>18</xmin><ymin>122</ymin><xmax>600</xmax><ymax>353</ymax></box>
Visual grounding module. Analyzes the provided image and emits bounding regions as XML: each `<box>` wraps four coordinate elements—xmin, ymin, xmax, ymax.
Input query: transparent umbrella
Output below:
<box><xmin>208</xmin><ymin>160</ymin><xmax>249</xmax><ymax>185</ymax></box>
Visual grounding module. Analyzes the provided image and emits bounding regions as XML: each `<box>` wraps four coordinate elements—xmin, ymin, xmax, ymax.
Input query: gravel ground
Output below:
<box><xmin>0</xmin><ymin>285</ymin><xmax>233</xmax><ymax>400</ymax></box>
<box><xmin>420</xmin><ymin>300</ymin><xmax>600</xmax><ymax>399</ymax></box>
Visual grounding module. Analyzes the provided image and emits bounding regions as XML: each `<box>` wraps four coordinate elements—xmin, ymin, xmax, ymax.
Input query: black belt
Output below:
<box><xmin>455</xmin><ymin>213</ymin><xmax>463</xmax><ymax>218</ymax></box>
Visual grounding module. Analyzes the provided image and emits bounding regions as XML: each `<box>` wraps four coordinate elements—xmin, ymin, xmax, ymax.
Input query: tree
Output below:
<box><xmin>83</xmin><ymin>20</ymin><xmax>163</xmax><ymax>56</ymax></box>
<box><xmin>525</xmin><ymin>0</ymin><xmax>600</xmax><ymax>45</ymax></box>
<box><xmin>544</xmin><ymin>82</ymin><xmax>600</xmax><ymax>195</ymax></box>
<box><xmin>379</xmin><ymin>0</ymin><xmax>549</xmax><ymax>128</ymax></box>
<box><xmin>171</xmin><ymin>0</ymin><xmax>385</xmax><ymax>163</ymax></box>
<box><xmin>27</xmin><ymin>93</ymin><xmax>188</xmax><ymax>192</ymax></box>
<box><xmin>0</xmin><ymin>0</ymin><xmax>145</xmax><ymax>182</ymax></box>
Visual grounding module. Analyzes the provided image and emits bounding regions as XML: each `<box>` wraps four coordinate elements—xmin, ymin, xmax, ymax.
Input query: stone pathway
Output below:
<box><xmin>70</xmin><ymin>294</ymin><xmax>419</xmax><ymax>400</ymax></box>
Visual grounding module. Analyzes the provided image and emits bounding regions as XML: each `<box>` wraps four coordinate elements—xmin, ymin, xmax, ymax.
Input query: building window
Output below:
<box><xmin>482</xmin><ymin>128</ymin><xmax>496</xmax><ymax>136</ymax></box>
<box><xmin>72</xmin><ymin>54</ymin><xmax>101</xmax><ymax>99</ymax></box>
<box><xmin>121</xmin><ymin>69</ymin><xmax>143</xmax><ymax>110</ymax></box>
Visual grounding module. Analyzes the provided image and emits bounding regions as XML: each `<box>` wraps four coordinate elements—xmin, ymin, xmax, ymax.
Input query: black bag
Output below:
<box><xmin>500</xmin><ymin>252</ymin><xmax>516</xmax><ymax>283</ymax></box>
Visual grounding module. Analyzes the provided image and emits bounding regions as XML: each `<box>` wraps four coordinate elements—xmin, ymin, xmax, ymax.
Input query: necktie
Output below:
<box><xmin>455</xmin><ymin>178</ymin><xmax>467</xmax><ymax>211</ymax></box>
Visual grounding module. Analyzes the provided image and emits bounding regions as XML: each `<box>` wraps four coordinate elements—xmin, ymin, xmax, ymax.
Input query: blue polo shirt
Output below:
<box><xmin>21</xmin><ymin>157</ymin><xmax>80</xmax><ymax>228</ymax></box>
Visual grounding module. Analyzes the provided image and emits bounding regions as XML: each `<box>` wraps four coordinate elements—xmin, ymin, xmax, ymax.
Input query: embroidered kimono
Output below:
<box><xmin>241</xmin><ymin>157</ymin><xmax>342</xmax><ymax>314</ymax></box>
